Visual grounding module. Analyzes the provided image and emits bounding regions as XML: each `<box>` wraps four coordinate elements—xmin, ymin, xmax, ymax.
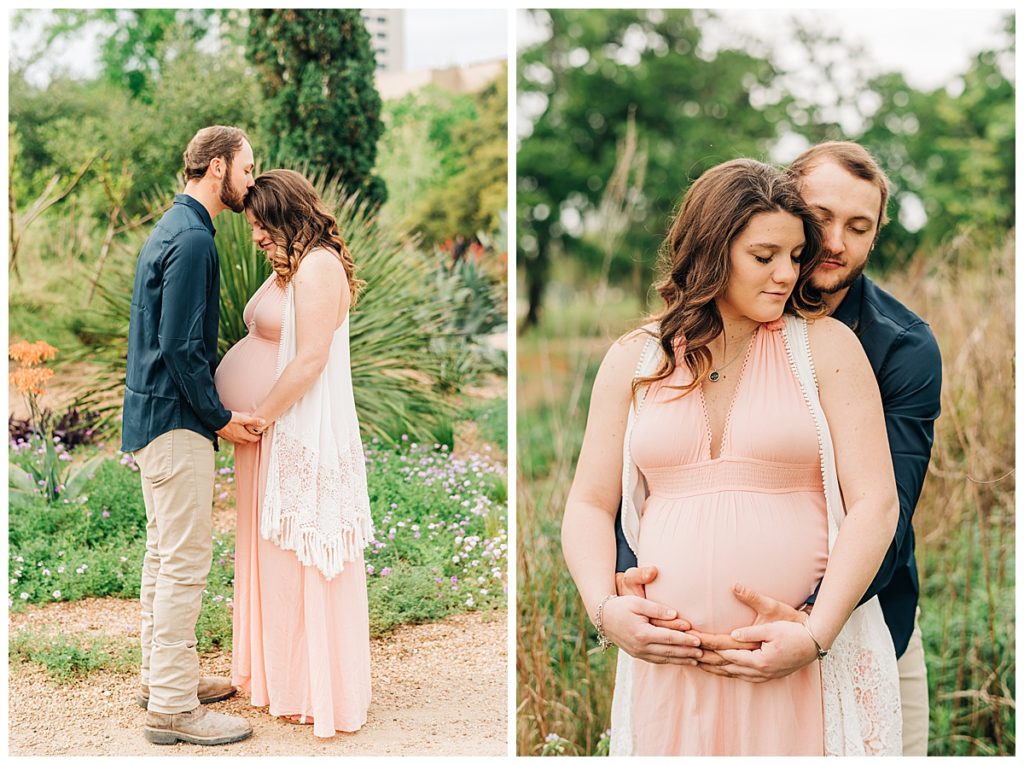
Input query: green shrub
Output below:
<box><xmin>10</xmin><ymin>628</ymin><xmax>138</xmax><ymax>683</ymax></box>
<box><xmin>9</xmin><ymin>439</ymin><xmax>508</xmax><ymax>645</ymax></box>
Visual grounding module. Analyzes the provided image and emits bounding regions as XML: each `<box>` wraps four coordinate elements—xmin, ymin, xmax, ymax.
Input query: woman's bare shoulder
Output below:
<box><xmin>293</xmin><ymin>248</ymin><xmax>344</xmax><ymax>288</ymax></box>
<box><xmin>597</xmin><ymin>324</ymin><xmax>659</xmax><ymax>387</ymax></box>
<box><xmin>806</xmin><ymin>313</ymin><xmax>864</xmax><ymax>352</ymax></box>
<box><xmin>806</xmin><ymin>315</ymin><xmax>872</xmax><ymax>383</ymax></box>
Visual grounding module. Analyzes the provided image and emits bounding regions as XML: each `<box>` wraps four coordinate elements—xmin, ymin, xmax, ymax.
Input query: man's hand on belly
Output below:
<box><xmin>616</xmin><ymin>566</ymin><xmax>692</xmax><ymax>631</ymax></box>
<box><xmin>692</xmin><ymin>584</ymin><xmax>814</xmax><ymax>682</ymax></box>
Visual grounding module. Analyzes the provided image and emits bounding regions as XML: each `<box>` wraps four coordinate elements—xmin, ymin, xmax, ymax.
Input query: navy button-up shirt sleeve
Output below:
<box><xmin>857</xmin><ymin>321</ymin><xmax>942</xmax><ymax>602</ymax></box>
<box><xmin>157</xmin><ymin>228</ymin><xmax>232</xmax><ymax>433</ymax></box>
<box><xmin>614</xmin><ymin>504</ymin><xmax>637</xmax><ymax>572</ymax></box>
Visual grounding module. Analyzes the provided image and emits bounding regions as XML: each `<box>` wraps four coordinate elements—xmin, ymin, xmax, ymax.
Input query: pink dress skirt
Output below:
<box><xmin>629</xmin><ymin>319</ymin><xmax>828</xmax><ymax>755</ymax></box>
<box><xmin>215</xmin><ymin>276</ymin><xmax>371</xmax><ymax>737</ymax></box>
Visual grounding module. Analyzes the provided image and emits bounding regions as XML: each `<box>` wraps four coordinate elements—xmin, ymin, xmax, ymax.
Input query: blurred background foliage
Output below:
<box><xmin>516</xmin><ymin>8</ymin><xmax>1014</xmax><ymax>327</ymax></box>
<box><xmin>516</xmin><ymin>7</ymin><xmax>1015</xmax><ymax>758</ymax></box>
<box><xmin>9</xmin><ymin>8</ymin><xmax>508</xmax><ymax>446</ymax></box>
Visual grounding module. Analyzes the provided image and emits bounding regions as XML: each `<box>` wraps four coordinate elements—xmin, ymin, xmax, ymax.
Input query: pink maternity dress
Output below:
<box><xmin>215</xmin><ymin>275</ymin><xmax>371</xmax><ymax>738</ymax></box>
<box><xmin>630</xmin><ymin>318</ymin><xmax>829</xmax><ymax>755</ymax></box>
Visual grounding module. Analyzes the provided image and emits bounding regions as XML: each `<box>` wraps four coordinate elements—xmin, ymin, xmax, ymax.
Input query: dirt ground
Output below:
<box><xmin>9</xmin><ymin>598</ymin><xmax>508</xmax><ymax>756</ymax></box>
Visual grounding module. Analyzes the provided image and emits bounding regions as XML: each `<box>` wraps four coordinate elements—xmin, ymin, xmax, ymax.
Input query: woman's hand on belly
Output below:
<box><xmin>600</xmin><ymin>595</ymin><xmax>705</xmax><ymax>665</ymax></box>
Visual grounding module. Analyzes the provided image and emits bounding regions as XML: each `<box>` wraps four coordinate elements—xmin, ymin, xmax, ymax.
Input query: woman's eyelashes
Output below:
<box><xmin>753</xmin><ymin>252</ymin><xmax>803</xmax><ymax>264</ymax></box>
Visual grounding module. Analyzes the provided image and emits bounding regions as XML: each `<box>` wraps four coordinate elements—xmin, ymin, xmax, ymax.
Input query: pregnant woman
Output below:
<box><xmin>215</xmin><ymin>169</ymin><xmax>373</xmax><ymax>737</ymax></box>
<box><xmin>561</xmin><ymin>159</ymin><xmax>901</xmax><ymax>755</ymax></box>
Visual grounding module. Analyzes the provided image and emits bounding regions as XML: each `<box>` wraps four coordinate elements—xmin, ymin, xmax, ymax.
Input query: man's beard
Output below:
<box><xmin>813</xmin><ymin>257</ymin><xmax>867</xmax><ymax>295</ymax></box>
<box><xmin>220</xmin><ymin>172</ymin><xmax>245</xmax><ymax>213</ymax></box>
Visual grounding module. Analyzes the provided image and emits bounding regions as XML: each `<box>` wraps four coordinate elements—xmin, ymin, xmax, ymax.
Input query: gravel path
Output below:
<box><xmin>9</xmin><ymin>598</ymin><xmax>508</xmax><ymax>756</ymax></box>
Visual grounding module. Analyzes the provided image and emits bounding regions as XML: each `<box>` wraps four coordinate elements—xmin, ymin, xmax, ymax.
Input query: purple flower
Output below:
<box><xmin>380</xmin><ymin>567</ymin><xmax>391</xmax><ymax>577</ymax></box>
<box><xmin>101</xmin><ymin>510</ymin><xmax>110</xmax><ymax>518</ymax></box>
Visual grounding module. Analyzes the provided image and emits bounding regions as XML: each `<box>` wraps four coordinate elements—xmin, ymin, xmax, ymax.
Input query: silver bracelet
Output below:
<box><xmin>802</xmin><ymin>620</ymin><xmax>829</xmax><ymax>661</ymax></box>
<box><xmin>594</xmin><ymin>594</ymin><xmax>617</xmax><ymax>651</ymax></box>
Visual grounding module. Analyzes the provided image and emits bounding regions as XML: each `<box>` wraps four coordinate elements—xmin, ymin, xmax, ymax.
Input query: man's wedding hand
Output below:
<box><xmin>216</xmin><ymin>411</ymin><xmax>266</xmax><ymax>444</ymax></box>
<box><xmin>616</xmin><ymin>566</ymin><xmax>691</xmax><ymax>631</ymax></box>
<box><xmin>599</xmin><ymin>595</ymin><xmax>701</xmax><ymax>666</ymax></box>
<box><xmin>693</xmin><ymin>584</ymin><xmax>811</xmax><ymax>680</ymax></box>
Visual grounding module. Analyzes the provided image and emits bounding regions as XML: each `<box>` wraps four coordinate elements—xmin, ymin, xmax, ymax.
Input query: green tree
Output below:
<box><xmin>857</xmin><ymin>38</ymin><xmax>1014</xmax><ymax>268</ymax></box>
<box><xmin>517</xmin><ymin>9</ymin><xmax>788</xmax><ymax>328</ymax></box>
<box><xmin>779</xmin><ymin>13</ymin><xmax>1014</xmax><ymax>271</ymax></box>
<box><xmin>374</xmin><ymin>86</ymin><xmax>478</xmax><ymax>230</ymax></box>
<box><xmin>247</xmin><ymin>9</ymin><xmax>387</xmax><ymax>207</ymax></box>
<box><xmin>412</xmin><ymin>68</ymin><xmax>508</xmax><ymax>244</ymax></box>
<box><xmin>9</xmin><ymin>37</ymin><xmax>261</xmax><ymax>218</ymax></box>
<box><xmin>13</xmin><ymin>9</ymin><xmax>221</xmax><ymax>100</ymax></box>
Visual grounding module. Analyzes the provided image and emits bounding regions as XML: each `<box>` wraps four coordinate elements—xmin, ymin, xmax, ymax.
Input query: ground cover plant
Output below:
<box><xmin>10</xmin><ymin>435</ymin><xmax>507</xmax><ymax>652</ymax></box>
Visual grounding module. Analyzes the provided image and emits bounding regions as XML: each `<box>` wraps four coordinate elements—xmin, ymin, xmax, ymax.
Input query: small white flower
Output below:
<box><xmin>52</xmin><ymin>590</ymin><xmax>61</xmax><ymax>599</ymax></box>
<box><xmin>19</xmin><ymin>592</ymin><xmax>29</xmax><ymax>601</ymax></box>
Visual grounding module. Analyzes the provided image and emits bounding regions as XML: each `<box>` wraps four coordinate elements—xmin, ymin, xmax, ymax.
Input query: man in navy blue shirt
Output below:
<box><xmin>123</xmin><ymin>125</ymin><xmax>263</xmax><ymax>746</ymax></box>
<box><xmin>610</xmin><ymin>142</ymin><xmax>941</xmax><ymax>754</ymax></box>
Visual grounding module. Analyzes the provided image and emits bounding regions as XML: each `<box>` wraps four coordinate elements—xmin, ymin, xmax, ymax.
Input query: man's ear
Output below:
<box><xmin>209</xmin><ymin>156</ymin><xmax>226</xmax><ymax>180</ymax></box>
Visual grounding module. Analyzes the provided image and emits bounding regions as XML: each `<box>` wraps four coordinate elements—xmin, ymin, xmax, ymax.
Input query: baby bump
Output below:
<box><xmin>215</xmin><ymin>336</ymin><xmax>279</xmax><ymax>413</ymax></box>
<box><xmin>636</xmin><ymin>491</ymin><xmax>828</xmax><ymax>634</ymax></box>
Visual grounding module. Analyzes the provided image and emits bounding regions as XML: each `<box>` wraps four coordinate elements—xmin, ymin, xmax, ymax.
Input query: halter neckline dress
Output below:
<box><xmin>628</xmin><ymin>318</ymin><xmax>828</xmax><ymax>755</ymax></box>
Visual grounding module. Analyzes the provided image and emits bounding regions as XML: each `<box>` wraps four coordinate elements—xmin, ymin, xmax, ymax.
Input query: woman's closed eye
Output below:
<box><xmin>754</xmin><ymin>252</ymin><xmax>802</xmax><ymax>265</ymax></box>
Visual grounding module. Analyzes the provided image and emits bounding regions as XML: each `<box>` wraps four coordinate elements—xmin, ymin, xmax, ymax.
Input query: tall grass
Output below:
<box><xmin>515</xmin><ymin>234</ymin><xmax>1015</xmax><ymax>756</ymax></box>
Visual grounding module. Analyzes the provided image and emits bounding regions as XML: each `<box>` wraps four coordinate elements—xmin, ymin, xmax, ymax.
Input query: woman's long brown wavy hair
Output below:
<box><xmin>634</xmin><ymin>158</ymin><xmax>827</xmax><ymax>399</ymax></box>
<box><xmin>244</xmin><ymin>169</ymin><xmax>365</xmax><ymax>305</ymax></box>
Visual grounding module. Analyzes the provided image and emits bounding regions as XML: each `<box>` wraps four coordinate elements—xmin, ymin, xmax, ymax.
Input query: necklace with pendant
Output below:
<box><xmin>708</xmin><ymin>328</ymin><xmax>756</xmax><ymax>382</ymax></box>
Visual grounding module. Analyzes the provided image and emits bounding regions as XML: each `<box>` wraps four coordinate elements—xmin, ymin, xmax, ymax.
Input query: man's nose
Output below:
<box><xmin>824</xmin><ymin>223</ymin><xmax>845</xmax><ymax>256</ymax></box>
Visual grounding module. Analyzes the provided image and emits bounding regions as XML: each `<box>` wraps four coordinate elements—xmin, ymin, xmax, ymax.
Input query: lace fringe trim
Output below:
<box><xmin>261</xmin><ymin>427</ymin><xmax>375</xmax><ymax>581</ymax></box>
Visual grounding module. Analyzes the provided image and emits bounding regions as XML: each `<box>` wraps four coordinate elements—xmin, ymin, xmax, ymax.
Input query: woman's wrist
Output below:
<box><xmin>593</xmin><ymin>593</ymin><xmax>618</xmax><ymax>650</ymax></box>
<box><xmin>805</xmin><ymin>614</ymin><xmax>836</xmax><ymax>653</ymax></box>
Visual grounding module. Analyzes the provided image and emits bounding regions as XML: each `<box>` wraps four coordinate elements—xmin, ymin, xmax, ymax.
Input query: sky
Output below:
<box><xmin>9</xmin><ymin>8</ymin><xmax>509</xmax><ymax>86</ymax></box>
<box><xmin>406</xmin><ymin>9</ymin><xmax>508</xmax><ymax>71</ymax></box>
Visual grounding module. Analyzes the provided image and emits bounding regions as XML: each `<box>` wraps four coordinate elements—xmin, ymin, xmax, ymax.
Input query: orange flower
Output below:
<box><xmin>9</xmin><ymin>367</ymin><xmax>55</xmax><ymax>396</ymax></box>
<box><xmin>9</xmin><ymin>340</ymin><xmax>58</xmax><ymax>367</ymax></box>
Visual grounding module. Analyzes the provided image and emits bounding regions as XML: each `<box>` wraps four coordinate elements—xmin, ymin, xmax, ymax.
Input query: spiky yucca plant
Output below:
<box><xmin>75</xmin><ymin>170</ymin><xmax>453</xmax><ymax>446</ymax></box>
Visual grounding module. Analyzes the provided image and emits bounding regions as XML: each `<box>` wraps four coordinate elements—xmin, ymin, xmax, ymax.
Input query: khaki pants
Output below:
<box><xmin>134</xmin><ymin>429</ymin><xmax>215</xmax><ymax>714</ymax></box>
<box><xmin>898</xmin><ymin>610</ymin><xmax>929</xmax><ymax>756</ymax></box>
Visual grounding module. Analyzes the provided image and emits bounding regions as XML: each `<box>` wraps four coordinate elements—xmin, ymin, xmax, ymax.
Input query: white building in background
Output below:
<box><xmin>361</xmin><ymin>9</ymin><xmax>405</xmax><ymax>72</ymax></box>
<box><xmin>375</xmin><ymin>58</ymin><xmax>506</xmax><ymax>101</ymax></box>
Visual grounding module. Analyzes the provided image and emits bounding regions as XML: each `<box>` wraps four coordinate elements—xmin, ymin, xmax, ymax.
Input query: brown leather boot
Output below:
<box><xmin>137</xmin><ymin>676</ymin><xmax>237</xmax><ymax>709</ymax></box>
<box><xmin>143</xmin><ymin>704</ymin><xmax>252</xmax><ymax>745</ymax></box>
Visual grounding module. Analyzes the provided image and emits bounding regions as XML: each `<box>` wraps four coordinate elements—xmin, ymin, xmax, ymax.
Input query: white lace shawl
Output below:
<box><xmin>610</xmin><ymin>316</ymin><xmax>902</xmax><ymax>755</ymax></box>
<box><xmin>260</xmin><ymin>280</ymin><xmax>375</xmax><ymax>580</ymax></box>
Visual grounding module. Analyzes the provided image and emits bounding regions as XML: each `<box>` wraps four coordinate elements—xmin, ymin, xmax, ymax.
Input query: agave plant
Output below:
<box><xmin>74</xmin><ymin>168</ymin><xmax>454</xmax><ymax>446</ymax></box>
<box><xmin>9</xmin><ymin>436</ymin><xmax>105</xmax><ymax>508</ymax></box>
